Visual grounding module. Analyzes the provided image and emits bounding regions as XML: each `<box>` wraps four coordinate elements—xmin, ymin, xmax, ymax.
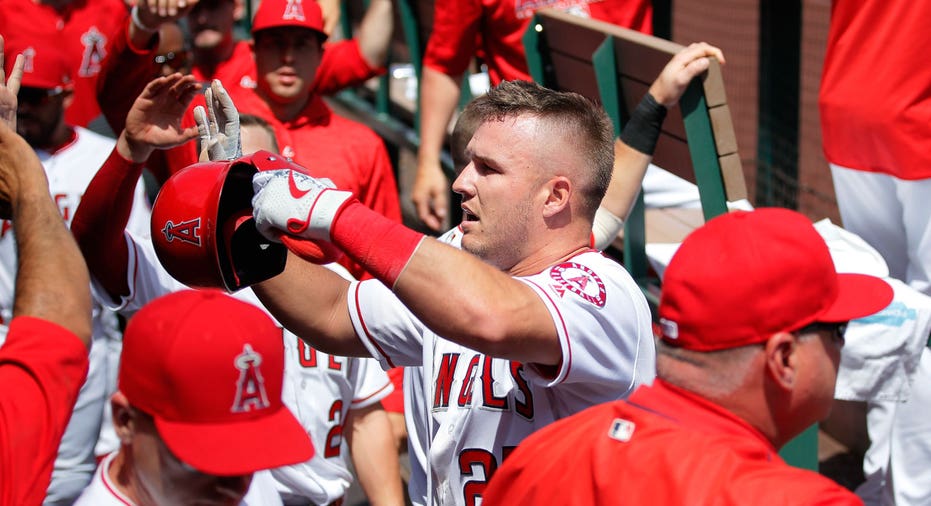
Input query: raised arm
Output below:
<box><xmin>72</xmin><ymin>74</ymin><xmax>200</xmax><ymax>300</ymax></box>
<box><xmin>0</xmin><ymin>122</ymin><xmax>91</xmax><ymax>342</ymax></box>
<box><xmin>412</xmin><ymin>67</ymin><xmax>461</xmax><ymax>232</ymax></box>
<box><xmin>593</xmin><ymin>42</ymin><xmax>725</xmax><ymax>249</ymax></box>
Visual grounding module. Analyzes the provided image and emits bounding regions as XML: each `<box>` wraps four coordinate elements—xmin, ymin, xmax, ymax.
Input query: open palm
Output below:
<box><xmin>124</xmin><ymin>73</ymin><xmax>201</xmax><ymax>150</ymax></box>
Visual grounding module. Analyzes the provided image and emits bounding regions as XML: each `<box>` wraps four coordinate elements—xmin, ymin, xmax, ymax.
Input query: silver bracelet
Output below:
<box><xmin>130</xmin><ymin>5</ymin><xmax>159</xmax><ymax>33</ymax></box>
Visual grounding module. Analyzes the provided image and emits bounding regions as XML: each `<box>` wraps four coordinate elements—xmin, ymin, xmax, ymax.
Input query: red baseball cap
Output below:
<box><xmin>251</xmin><ymin>0</ymin><xmax>327</xmax><ymax>39</ymax></box>
<box><xmin>3</xmin><ymin>38</ymin><xmax>71</xmax><ymax>90</ymax></box>
<box><xmin>118</xmin><ymin>290</ymin><xmax>313</xmax><ymax>475</ymax></box>
<box><xmin>658</xmin><ymin>208</ymin><xmax>893</xmax><ymax>351</ymax></box>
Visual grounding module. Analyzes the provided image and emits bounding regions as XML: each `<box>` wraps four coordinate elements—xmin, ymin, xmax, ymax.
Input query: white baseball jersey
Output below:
<box><xmin>94</xmin><ymin>230</ymin><xmax>393</xmax><ymax>505</ymax></box>
<box><xmin>0</xmin><ymin>127</ymin><xmax>150</xmax><ymax>505</ymax></box>
<box><xmin>74</xmin><ymin>452</ymin><xmax>283</xmax><ymax>505</ymax></box>
<box><xmin>349</xmin><ymin>246</ymin><xmax>655</xmax><ymax>506</ymax></box>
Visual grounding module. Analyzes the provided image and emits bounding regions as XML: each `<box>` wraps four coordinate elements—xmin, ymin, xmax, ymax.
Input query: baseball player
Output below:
<box><xmin>246</xmin><ymin>79</ymin><xmax>656</xmax><ymax>506</ymax></box>
<box><xmin>1</xmin><ymin>37</ymin><xmax>151</xmax><ymax>505</ymax></box>
<box><xmin>820</xmin><ymin>1</ymin><xmax>931</xmax><ymax>503</ymax></box>
<box><xmin>0</xmin><ymin>66</ymin><xmax>93</xmax><ymax>506</ymax></box>
<box><xmin>481</xmin><ymin>208</ymin><xmax>893</xmax><ymax>505</ymax></box>
<box><xmin>70</xmin><ymin>75</ymin><xmax>404</xmax><ymax>506</ymax></box>
<box><xmin>411</xmin><ymin>0</ymin><xmax>653</xmax><ymax>231</ymax></box>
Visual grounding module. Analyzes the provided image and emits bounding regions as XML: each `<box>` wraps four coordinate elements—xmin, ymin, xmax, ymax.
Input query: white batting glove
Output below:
<box><xmin>194</xmin><ymin>80</ymin><xmax>242</xmax><ymax>161</ymax></box>
<box><xmin>252</xmin><ymin>169</ymin><xmax>353</xmax><ymax>242</ymax></box>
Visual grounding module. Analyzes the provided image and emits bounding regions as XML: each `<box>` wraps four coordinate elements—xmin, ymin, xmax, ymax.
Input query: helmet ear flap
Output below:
<box><xmin>152</xmin><ymin>156</ymin><xmax>287</xmax><ymax>292</ymax></box>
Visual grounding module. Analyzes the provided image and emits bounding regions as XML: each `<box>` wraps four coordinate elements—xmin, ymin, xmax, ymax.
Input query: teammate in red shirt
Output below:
<box><xmin>231</xmin><ymin>0</ymin><xmax>402</xmax><ymax>280</ymax></box>
<box><xmin>482</xmin><ymin>208</ymin><xmax>894</xmax><ymax>505</ymax></box>
<box><xmin>412</xmin><ymin>0</ymin><xmax>654</xmax><ymax>231</ymax></box>
<box><xmin>819</xmin><ymin>2</ymin><xmax>931</xmax><ymax>503</ymax></box>
<box><xmin>0</xmin><ymin>44</ymin><xmax>92</xmax><ymax>506</ymax></box>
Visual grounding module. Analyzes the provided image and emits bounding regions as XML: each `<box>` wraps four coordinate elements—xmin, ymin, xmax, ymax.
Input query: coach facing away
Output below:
<box><xmin>483</xmin><ymin>208</ymin><xmax>894</xmax><ymax>505</ymax></box>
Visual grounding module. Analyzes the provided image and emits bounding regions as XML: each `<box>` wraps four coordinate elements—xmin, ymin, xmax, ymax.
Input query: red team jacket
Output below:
<box><xmin>423</xmin><ymin>0</ymin><xmax>653</xmax><ymax>84</ymax></box>
<box><xmin>819</xmin><ymin>0</ymin><xmax>931</xmax><ymax>180</ymax></box>
<box><xmin>483</xmin><ymin>379</ymin><xmax>863</xmax><ymax>505</ymax></box>
<box><xmin>0</xmin><ymin>318</ymin><xmax>88</xmax><ymax>506</ymax></box>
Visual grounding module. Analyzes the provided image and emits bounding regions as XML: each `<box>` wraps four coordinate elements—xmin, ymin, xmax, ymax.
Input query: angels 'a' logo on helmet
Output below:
<box><xmin>231</xmin><ymin>344</ymin><xmax>271</xmax><ymax>413</ymax></box>
<box><xmin>282</xmin><ymin>0</ymin><xmax>306</xmax><ymax>20</ymax></box>
<box><xmin>161</xmin><ymin>218</ymin><xmax>202</xmax><ymax>246</ymax></box>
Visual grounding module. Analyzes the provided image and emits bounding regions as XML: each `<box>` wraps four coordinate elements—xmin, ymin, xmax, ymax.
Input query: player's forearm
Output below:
<box><xmin>14</xmin><ymin>190</ymin><xmax>92</xmax><ymax>346</ymax></box>
<box><xmin>416</xmin><ymin>68</ymin><xmax>462</xmax><ymax>169</ymax></box>
<box><xmin>70</xmin><ymin>145</ymin><xmax>143</xmax><ymax>300</ymax></box>
<box><xmin>346</xmin><ymin>404</ymin><xmax>405</xmax><ymax>506</ymax></box>
<box><xmin>253</xmin><ymin>254</ymin><xmax>369</xmax><ymax>357</ymax></box>
<box><xmin>357</xmin><ymin>0</ymin><xmax>394</xmax><ymax>69</ymax></box>
<box><xmin>600</xmin><ymin>139</ymin><xmax>652</xmax><ymax>221</ymax></box>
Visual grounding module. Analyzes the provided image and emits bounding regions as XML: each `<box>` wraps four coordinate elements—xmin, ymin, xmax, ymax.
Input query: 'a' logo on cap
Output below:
<box><xmin>231</xmin><ymin>344</ymin><xmax>271</xmax><ymax>413</ymax></box>
<box><xmin>282</xmin><ymin>0</ymin><xmax>306</xmax><ymax>21</ymax></box>
<box><xmin>162</xmin><ymin>218</ymin><xmax>202</xmax><ymax>246</ymax></box>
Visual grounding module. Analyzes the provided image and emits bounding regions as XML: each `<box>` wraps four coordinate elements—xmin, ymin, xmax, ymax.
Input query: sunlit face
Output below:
<box><xmin>126</xmin><ymin>409</ymin><xmax>253</xmax><ymax>506</ymax></box>
<box><xmin>451</xmin><ymin>115</ymin><xmax>549</xmax><ymax>271</ymax></box>
<box><xmin>253</xmin><ymin>27</ymin><xmax>322</xmax><ymax>104</ymax></box>
<box><xmin>188</xmin><ymin>0</ymin><xmax>238</xmax><ymax>51</ymax></box>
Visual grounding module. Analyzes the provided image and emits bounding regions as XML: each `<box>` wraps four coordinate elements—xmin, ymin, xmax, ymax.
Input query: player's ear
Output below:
<box><xmin>111</xmin><ymin>391</ymin><xmax>137</xmax><ymax>444</ymax></box>
<box><xmin>541</xmin><ymin>176</ymin><xmax>571</xmax><ymax>219</ymax></box>
<box><xmin>764</xmin><ymin>331</ymin><xmax>798</xmax><ymax>390</ymax></box>
<box><xmin>61</xmin><ymin>88</ymin><xmax>74</xmax><ymax>110</ymax></box>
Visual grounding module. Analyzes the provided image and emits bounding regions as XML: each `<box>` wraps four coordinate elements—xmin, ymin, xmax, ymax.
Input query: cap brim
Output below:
<box><xmin>819</xmin><ymin>273</ymin><xmax>893</xmax><ymax>323</ymax></box>
<box><xmin>155</xmin><ymin>406</ymin><xmax>313</xmax><ymax>476</ymax></box>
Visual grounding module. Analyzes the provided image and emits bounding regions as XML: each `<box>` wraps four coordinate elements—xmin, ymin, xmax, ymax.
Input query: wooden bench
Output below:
<box><xmin>523</xmin><ymin>10</ymin><xmax>819</xmax><ymax>472</ymax></box>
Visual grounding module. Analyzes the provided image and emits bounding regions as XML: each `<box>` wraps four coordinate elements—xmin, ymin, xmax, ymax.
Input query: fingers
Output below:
<box><xmin>204</xmin><ymin>88</ymin><xmax>220</xmax><ymax>137</ymax></box>
<box><xmin>194</xmin><ymin>105</ymin><xmax>211</xmax><ymax>143</ymax></box>
<box><xmin>6</xmin><ymin>54</ymin><xmax>23</xmax><ymax>95</ymax></box>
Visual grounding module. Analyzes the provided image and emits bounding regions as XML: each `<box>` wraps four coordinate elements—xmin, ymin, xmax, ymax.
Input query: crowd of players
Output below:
<box><xmin>0</xmin><ymin>0</ymin><xmax>926</xmax><ymax>505</ymax></box>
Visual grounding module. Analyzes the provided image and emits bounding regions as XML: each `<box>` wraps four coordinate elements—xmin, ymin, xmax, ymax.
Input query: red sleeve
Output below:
<box><xmin>96</xmin><ymin>15</ymin><xmax>161</xmax><ymax>134</ymax></box>
<box><xmin>71</xmin><ymin>146</ymin><xmax>146</xmax><ymax>299</ymax></box>
<box><xmin>0</xmin><ymin>317</ymin><xmax>88</xmax><ymax>506</ymax></box>
<box><xmin>422</xmin><ymin>0</ymin><xmax>483</xmax><ymax>77</ymax></box>
<box><xmin>313</xmin><ymin>39</ymin><xmax>384</xmax><ymax>96</ymax></box>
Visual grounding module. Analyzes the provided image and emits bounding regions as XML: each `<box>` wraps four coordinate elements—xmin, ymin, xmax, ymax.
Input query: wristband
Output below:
<box><xmin>619</xmin><ymin>93</ymin><xmax>667</xmax><ymax>156</ymax></box>
<box><xmin>330</xmin><ymin>201</ymin><xmax>424</xmax><ymax>288</ymax></box>
<box><xmin>130</xmin><ymin>5</ymin><xmax>159</xmax><ymax>33</ymax></box>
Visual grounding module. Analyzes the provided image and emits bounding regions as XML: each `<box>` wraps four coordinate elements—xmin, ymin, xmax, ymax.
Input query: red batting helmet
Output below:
<box><xmin>151</xmin><ymin>151</ymin><xmax>293</xmax><ymax>291</ymax></box>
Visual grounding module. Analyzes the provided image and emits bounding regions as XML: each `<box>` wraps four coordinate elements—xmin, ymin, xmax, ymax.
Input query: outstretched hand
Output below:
<box><xmin>0</xmin><ymin>35</ymin><xmax>24</xmax><ymax>131</ymax></box>
<box><xmin>194</xmin><ymin>79</ymin><xmax>242</xmax><ymax>161</ymax></box>
<box><xmin>649</xmin><ymin>42</ymin><xmax>725</xmax><ymax>108</ymax></box>
<box><xmin>120</xmin><ymin>73</ymin><xmax>201</xmax><ymax>163</ymax></box>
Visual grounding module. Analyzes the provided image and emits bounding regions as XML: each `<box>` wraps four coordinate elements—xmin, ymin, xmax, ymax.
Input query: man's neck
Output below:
<box><xmin>257</xmin><ymin>89</ymin><xmax>311</xmax><ymax>123</ymax></box>
<box><xmin>108</xmin><ymin>449</ymin><xmax>143</xmax><ymax>505</ymax></box>
<box><xmin>34</xmin><ymin>124</ymin><xmax>74</xmax><ymax>153</ymax></box>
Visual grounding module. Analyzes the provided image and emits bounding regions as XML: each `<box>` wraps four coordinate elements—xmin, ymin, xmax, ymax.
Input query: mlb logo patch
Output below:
<box><xmin>609</xmin><ymin>418</ymin><xmax>636</xmax><ymax>442</ymax></box>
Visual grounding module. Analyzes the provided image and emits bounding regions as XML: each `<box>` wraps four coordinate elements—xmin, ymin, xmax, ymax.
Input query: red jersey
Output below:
<box><xmin>484</xmin><ymin>379</ymin><xmax>863</xmax><ymax>505</ymax></box>
<box><xmin>0</xmin><ymin>0</ymin><xmax>129</xmax><ymax>127</ymax></box>
<box><xmin>0</xmin><ymin>317</ymin><xmax>89</xmax><ymax>506</ymax></box>
<box><xmin>819</xmin><ymin>0</ymin><xmax>931</xmax><ymax>180</ymax></box>
<box><xmin>423</xmin><ymin>0</ymin><xmax>653</xmax><ymax>84</ymax></box>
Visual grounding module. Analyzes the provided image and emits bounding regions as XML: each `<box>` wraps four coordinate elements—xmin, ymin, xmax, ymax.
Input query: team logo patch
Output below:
<box><xmin>231</xmin><ymin>344</ymin><xmax>271</xmax><ymax>413</ymax></box>
<box><xmin>79</xmin><ymin>26</ymin><xmax>107</xmax><ymax>77</ymax></box>
<box><xmin>161</xmin><ymin>218</ymin><xmax>202</xmax><ymax>246</ymax></box>
<box><xmin>282</xmin><ymin>0</ymin><xmax>306</xmax><ymax>20</ymax></box>
<box><xmin>550</xmin><ymin>262</ymin><xmax>606</xmax><ymax>307</ymax></box>
<box><xmin>608</xmin><ymin>418</ymin><xmax>636</xmax><ymax>442</ymax></box>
